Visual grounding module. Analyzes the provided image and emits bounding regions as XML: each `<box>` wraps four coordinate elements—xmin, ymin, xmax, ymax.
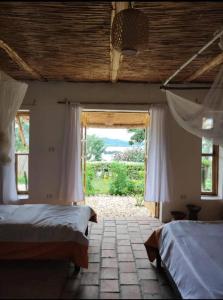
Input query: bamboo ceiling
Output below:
<box><xmin>0</xmin><ymin>2</ymin><xmax>223</xmax><ymax>83</ymax></box>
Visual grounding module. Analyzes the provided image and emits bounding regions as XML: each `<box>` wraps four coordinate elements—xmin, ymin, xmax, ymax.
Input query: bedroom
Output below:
<box><xmin>0</xmin><ymin>1</ymin><xmax>223</xmax><ymax>299</ymax></box>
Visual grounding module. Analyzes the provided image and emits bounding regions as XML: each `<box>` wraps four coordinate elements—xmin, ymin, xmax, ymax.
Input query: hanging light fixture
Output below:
<box><xmin>111</xmin><ymin>7</ymin><xmax>148</xmax><ymax>55</ymax></box>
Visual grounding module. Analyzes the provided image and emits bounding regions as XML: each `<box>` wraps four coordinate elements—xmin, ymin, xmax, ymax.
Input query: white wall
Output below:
<box><xmin>22</xmin><ymin>81</ymin><xmax>223</xmax><ymax>221</ymax></box>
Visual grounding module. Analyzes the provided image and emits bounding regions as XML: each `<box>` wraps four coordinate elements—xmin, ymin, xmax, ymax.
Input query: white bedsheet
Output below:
<box><xmin>0</xmin><ymin>204</ymin><xmax>95</xmax><ymax>246</ymax></box>
<box><xmin>159</xmin><ymin>220</ymin><xmax>223</xmax><ymax>299</ymax></box>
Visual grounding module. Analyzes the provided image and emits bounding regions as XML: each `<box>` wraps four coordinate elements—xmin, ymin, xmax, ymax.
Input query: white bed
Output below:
<box><xmin>0</xmin><ymin>204</ymin><xmax>97</xmax><ymax>268</ymax></box>
<box><xmin>159</xmin><ymin>221</ymin><xmax>223</xmax><ymax>299</ymax></box>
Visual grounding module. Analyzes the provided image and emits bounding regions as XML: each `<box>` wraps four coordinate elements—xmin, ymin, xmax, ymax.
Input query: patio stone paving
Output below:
<box><xmin>85</xmin><ymin>196</ymin><xmax>150</xmax><ymax>220</ymax></box>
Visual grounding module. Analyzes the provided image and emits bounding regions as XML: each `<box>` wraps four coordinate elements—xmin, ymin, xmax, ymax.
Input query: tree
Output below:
<box><xmin>86</xmin><ymin>134</ymin><xmax>105</xmax><ymax>161</ymax></box>
<box><xmin>128</xmin><ymin>129</ymin><xmax>145</xmax><ymax>145</ymax></box>
<box><xmin>15</xmin><ymin>117</ymin><xmax>29</xmax><ymax>153</ymax></box>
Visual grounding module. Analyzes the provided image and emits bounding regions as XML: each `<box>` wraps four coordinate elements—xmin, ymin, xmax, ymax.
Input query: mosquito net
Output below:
<box><xmin>0</xmin><ymin>70</ymin><xmax>28</xmax><ymax>164</ymax></box>
<box><xmin>166</xmin><ymin>65</ymin><xmax>223</xmax><ymax>146</ymax></box>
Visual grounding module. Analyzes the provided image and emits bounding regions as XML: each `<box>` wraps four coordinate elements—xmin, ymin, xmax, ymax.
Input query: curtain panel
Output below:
<box><xmin>145</xmin><ymin>105</ymin><xmax>172</xmax><ymax>203</ymax></box>
<box><xmin>59</xmin><ymin>103</ymin><xmax>84</xmax><ymax>204</ymax></box>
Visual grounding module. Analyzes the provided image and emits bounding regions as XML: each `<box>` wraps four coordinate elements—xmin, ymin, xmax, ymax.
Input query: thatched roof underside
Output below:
<box><xmin>82</xmin><ymin>111</ymin><xmax>149</xmax><ymax>128</ymax></box>
<box><xmin>0</xmin><ymin>1</ymin><xmax>223</xmax><ymax>83</ymax></box>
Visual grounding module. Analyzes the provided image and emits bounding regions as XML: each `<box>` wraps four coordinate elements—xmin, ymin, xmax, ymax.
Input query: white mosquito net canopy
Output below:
<box><xmin>166</xmin><ymin>65</ymin><xmax>223</xmax><ymax>146</ymax></box>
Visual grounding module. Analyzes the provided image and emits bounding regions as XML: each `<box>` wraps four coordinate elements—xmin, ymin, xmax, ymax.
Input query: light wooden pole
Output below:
<box><xmin>0</xmin><ymin>39</ymin><xmax>43</xmax><ymax>80</ymax></box>
<box><xmin>186</xmin><ymin>52</ymin><xmax>223</xmax><ymax>82</ymax></box>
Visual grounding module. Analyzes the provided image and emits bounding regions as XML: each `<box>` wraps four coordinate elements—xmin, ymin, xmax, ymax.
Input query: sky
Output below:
<box><xmin>87</xmin><ymin>128</ymin><xmax>133</xmax><ymax>141</ymax></box>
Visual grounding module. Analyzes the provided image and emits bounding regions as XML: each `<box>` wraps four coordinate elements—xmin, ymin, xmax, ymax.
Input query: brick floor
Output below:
<box><xmin>61</xmin><ymin>218</ymin><xmax>175</xmax><ymax>299</ymax></box>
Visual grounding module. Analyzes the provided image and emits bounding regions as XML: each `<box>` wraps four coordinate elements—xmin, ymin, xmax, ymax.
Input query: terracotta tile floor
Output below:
<box><xmin>61</xmin><ymin>218</ymin><xmax>176</xmax><ymax>299</ymax></box>
<box><xmin>0</xmin><ymin>218</ymin><xmax>175</xmax><ymax>299</ymax></box>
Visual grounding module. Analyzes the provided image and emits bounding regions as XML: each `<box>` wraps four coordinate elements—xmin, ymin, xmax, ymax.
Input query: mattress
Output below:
<box><xmin>159</xmin><ymin>221</ymin><xmax>223</xmax><ymax>299</ymax></box>
<box><xmin>0</xmin><ymin>204</ymin><xmax>97</xmax><ymax>267</ymax></box>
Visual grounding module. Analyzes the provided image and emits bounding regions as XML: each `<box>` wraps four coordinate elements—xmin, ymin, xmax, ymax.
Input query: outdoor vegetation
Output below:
<box><xmin>15</xmin><ymin>117</ymin><xmax>29</xmax><ymax>153</ymax></box>
<box><xmin>15</xmin><ymin>115</ymin><xmax>29</xmax><ymax>191</ymax></box>
<box><xmin>85</xmin><ymin>161</ymin><xmax>144</xmax><ymax>196</ymax></box>
<box><xmin>85</xmin><ymin>128</ymin><xmax>145</xmax><ymax>201</ymax></box>
<box><xmin>86</xmin><ymin>134</ymin><xmax>105</xmax><ymax>161</ymax></box>
<box><xmin>201</xmin><ymin>138</ymin><xmax>213</xmax><ymax>192</ymax></box>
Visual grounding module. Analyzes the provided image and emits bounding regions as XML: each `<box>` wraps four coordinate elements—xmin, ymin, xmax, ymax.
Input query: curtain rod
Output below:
<box><xmin>160</xmin><ymin>85</ymin><xmax>211</xmax><ymax>90</ymax></box>
<box><xmin>57</xmin><ymin>100</ymin><xmax>165</xmax><ymax>106</ymax></box>
<box><xmin>163</xmin><ymin>28</ymin><xmax>223</xmax><ymax>87</ymax></box>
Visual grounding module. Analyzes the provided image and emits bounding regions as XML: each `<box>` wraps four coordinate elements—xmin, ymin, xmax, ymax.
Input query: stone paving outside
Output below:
<box><xmin>61</xmin><ymin>196</ymin><xmax>176</xmax><ymax>299</ymax></box>
<box><xmin>85</xmin><ymin>196</ymin><xmax>151</xmax><ymax>220</ymax></box>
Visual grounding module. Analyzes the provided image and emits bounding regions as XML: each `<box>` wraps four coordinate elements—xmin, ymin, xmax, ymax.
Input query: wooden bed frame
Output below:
<box><xmin>73</xmin><ymin>225</ymin><xmax>89</xmax><ymax>274</ymax></box>
<box><xmin>0</xmin><ymin>225</ymin><xmax>90</xmax><ymax>276</ymax></box>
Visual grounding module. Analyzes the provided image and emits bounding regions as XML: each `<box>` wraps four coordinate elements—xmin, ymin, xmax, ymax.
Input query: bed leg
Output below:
<box><xmin>74</xmin><ymin>265</ymin><xmax>81</xmax><ymax>274</ymax></box>
<box><xmin>70</xmin><ymin>262</ymin><xmax>81</xmax><ymax>276</ymax></box>
<box><xmin>156</xmin><ymin>251</ymin><xmax>162</xmax><ymax>269</ymax></box>
<box><xmin>85</xmin><ymin>226</ymin><xmax>88</xmax><ymax>236</ymax></box>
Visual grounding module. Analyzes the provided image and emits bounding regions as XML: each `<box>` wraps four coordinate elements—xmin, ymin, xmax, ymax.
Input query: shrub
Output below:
<box><xmin>85</xmin><ymin>164</ymin><xmax>95</xmax><ymax>196</ymax></box>
<box><xmin>109</xmin><ymin>162</ymin><xmax>130</xmax><ymax>195</ymax></box>
<box><xmin>130</xmin><ymin>179</ymin><xmax>144</xmax><ymax>195</ymax></box>
<box><xmin>86</xmin><ymin>161</ymin><xmax>145</xmax><ymax>196</ymax></box>
<box><xmin>126</xmin><ymin>164</ymin><xmax>144</xmax><ymax>180</ymax></box>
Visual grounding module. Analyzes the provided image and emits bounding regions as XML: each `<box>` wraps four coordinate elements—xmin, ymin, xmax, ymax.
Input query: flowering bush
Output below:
<box><xmin>113</xmin><ymin>148</ymin><xmax>144</xmax><ymax>162</ymax></box>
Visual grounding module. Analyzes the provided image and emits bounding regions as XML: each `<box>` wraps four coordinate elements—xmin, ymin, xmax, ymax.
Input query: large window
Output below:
<box><xmin>15</xmin><ymin>111</ymin><xmax>30</xmax><ymax>194</ymax></box>
<box><xmin>201</xmin><ymin>138</ymin><xmax>219</xmax><ymax>195</ymax></box>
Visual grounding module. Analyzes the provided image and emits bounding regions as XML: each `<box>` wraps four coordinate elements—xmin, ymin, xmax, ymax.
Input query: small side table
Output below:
<box><xmin>170</xmin><ymin>210</ymin><xmax>186</xmax><ymax>221</ymax></box>
<box><xmin>186</xmin><ymin>204</ymin><xmax>201</xmax><ymax>221</ymax></box>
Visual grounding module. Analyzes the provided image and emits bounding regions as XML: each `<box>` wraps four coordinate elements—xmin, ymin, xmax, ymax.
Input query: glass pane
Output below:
<box><xmin>15</xmin><ymin>114</ymin><xmax>29</xmax><ymax>154</ymax></box>
<box><xmin>16</xmin><ymin>154</ymin><xmax>29</xmax><ymax>193</ymax></box>
<box><xmin>202</xmin><ymin>138</ymin><xmax>213</xmax><ymax>154</ymax></box>
<box><xmin>201</xmin><ymin>156</ymin><xmax>213</xmax><ymax>193</ymax></box>
<box><xmin>202</xmin><ymin>117</ymin><xmax>213</xmax><ymax>130</ymax></box>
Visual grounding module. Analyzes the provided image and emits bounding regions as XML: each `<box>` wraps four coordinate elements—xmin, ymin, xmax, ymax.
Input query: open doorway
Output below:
<box><xmin>81</xmin><ymin>110</ymin><xmax>159</xmax><ymax>220</ymax></box>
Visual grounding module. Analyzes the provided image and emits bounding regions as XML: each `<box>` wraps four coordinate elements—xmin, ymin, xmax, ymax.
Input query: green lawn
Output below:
<box><xmin>92</xmin><ymin>178</ymin><xmax>111</xmax><ymax>194</ymax></box>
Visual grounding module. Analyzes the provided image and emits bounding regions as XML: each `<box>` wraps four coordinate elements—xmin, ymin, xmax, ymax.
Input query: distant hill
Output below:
<box><xmin>102</xmin><ymin>137</ymin><xmax>130</xmax><ymax>147</ymax></box>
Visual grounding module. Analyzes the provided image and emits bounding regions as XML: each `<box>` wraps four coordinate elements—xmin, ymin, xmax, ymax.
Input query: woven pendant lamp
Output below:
<box><xmin>111</xmin><ymin>8</ymin><xmax>148</xmax><ymax>55</ymax></box>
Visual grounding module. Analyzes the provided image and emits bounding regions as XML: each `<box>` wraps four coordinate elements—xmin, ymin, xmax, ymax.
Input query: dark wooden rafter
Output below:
<box><xmin>0</xmin><ymin>40</ymin><xmax>43</xmax><ymax>80</ymax></box>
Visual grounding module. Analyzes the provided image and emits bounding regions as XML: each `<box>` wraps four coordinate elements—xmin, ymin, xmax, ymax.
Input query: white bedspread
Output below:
<box><xmin>159</xmin><ymin>220</ymin><xmax>223</xmax><ymax>299</ymax></box>
<box><xmin>0</xmin><ymin>204</ymin><xmax>95</xmax><ymax>246</ymax></box>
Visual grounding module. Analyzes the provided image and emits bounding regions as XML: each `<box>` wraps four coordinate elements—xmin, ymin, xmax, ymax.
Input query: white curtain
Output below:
<box><xmin>166</xmin><ymin>65</ymin><xmax>223</xmax><ymax>146</ymax></box>
<box><xmin>59</xmin><ymin>103</ymin><xmax>84</xmax><ymax>204</ymax></box>
<box><xmin>145</xmin><ymin>105</ymin><xmax>172</xmax><ymax>203</ymax></box>
<box><xmin>1</xmin><ymin>124</ymin><xmax>18</xmax><ymax>203</ymax></box>
<box><xmin>0</xmin><ymin>71</ymin><xmax>28</xmax><ymax>204</ymax></box>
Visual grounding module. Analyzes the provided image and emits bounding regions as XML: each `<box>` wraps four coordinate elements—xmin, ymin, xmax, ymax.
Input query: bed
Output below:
<box><xmin>144</xmin><ymin>220</ymin><xmax>223</xmax><ymax>299</ymax></box>
<box><xmin>0</xmin><ymin>204</ymin><xmax>97</xmax><ymax>269</ymax></box>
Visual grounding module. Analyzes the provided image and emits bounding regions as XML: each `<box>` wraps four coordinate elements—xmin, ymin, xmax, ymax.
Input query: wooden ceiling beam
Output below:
<box><xmin>0</xmin><ymin>39</ymin><xmax>43</xmax><ymax>80</ymax></box>
<box><xmin>110</xmin><ymin>2</ymin><xmax>129</xmax><ymax>83</ymax></box>
<box><xmin>185</xmin><ymin>52</ymin><xmax>223</xmax><ymax>82</ymax></box>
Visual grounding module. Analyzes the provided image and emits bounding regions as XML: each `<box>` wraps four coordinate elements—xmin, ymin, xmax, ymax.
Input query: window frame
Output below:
<box><xmin>15</xmin><ymin>110</ymin><xmax>30</xmax><ymax>195</ymax></box>
<box><xmin>201</xmin><ymin>142</ymin><xmax>219</xmax><ymax>196</ymax></box>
